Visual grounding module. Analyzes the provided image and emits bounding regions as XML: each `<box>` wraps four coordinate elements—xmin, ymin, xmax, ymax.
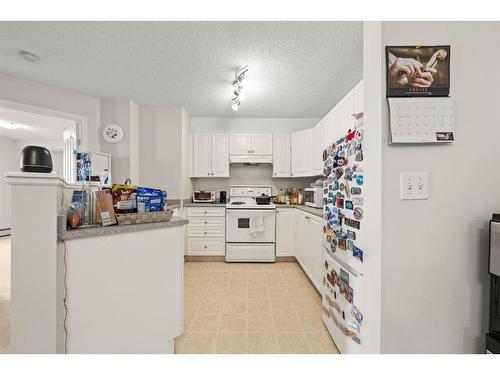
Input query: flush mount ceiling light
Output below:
<box><xmin>231</xmin><ymin>65</ymin><xmax>248</xmax><ymax>111</ymax></box>
<box><xmin>17</xmin><ymin>50</ymin><xmax>40</xmax><ymax>63</ymax></box>
<box><xmin>0</xmin><ymin>120</ymin><xmax>23</xmax><ymax>130</ymax></box>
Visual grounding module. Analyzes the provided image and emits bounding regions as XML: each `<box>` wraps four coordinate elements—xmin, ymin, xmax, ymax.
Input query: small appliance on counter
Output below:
<box><xmin>20</xmin><ymin>145</ymin><xmax>53</xmax><ymax>173</ymax></box>
<box><xmin>487</xmin><ymin>214</ymin><xmax>500</xmax><ymax>353</ymax></box>
<box><xmin>305</xmin><ymin>181</ymin><xmax>324</xmax><ymax>208</ymax></box>
<box><xmin>192</xmin><ymin>190</ymin><xmax>216</xmax><ymax>203</ymax></box>
<box><xmin>219</xmin><ymin>191</ymin><xmax>227</xmax><ymax>204</ymax></box>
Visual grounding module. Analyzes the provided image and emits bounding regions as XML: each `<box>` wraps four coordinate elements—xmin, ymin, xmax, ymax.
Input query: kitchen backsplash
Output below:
<box><xmin>191</xmin><ymin>164</ymin><xmax>321</xmax><ymax>196</ymax></box>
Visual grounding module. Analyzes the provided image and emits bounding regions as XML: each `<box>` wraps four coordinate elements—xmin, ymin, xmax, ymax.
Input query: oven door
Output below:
<box><xmin>226</xmin><ymin>209</ymin><xmax>276</xmax><ymax>243</ymax></box>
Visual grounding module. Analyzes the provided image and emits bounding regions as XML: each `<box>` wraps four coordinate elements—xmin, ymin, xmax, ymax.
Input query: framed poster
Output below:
<box><xmin>386</xmin><ymin>45</ymin><xmax>450</xmax><ymax>97</ymax></box>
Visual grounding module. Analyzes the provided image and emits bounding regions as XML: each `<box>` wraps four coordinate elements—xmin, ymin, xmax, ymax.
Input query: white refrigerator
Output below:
<box><xmin>321</xmin><ymin>126</ymin><xmax>367</xmax><ymax>354</ymax></box>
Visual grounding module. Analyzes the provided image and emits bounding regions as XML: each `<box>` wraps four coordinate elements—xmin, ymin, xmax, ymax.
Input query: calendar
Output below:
<box><xmin>388</xmin><ymin>97</ymin><xmax>454</xmax><ymax>143</ymax></box>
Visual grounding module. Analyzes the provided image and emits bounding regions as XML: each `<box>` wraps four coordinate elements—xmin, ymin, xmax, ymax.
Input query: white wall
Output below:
<box><xmin>0</xmin><ymin>73</ymin><xmax>101</xmax><ymax>152</ymax></box>
<box><xmin>100</xmin><ymin>99</ymin><xmax>133</xmax><ymax>184</ymax></box>
<box><xmin>0</xmin><ymin>137</ymin><xmax>17</xmax><ymax>230</ymax></box>
<box><xmin>129</xmin><ymin>101</ymin><xmax>140</xmax><ymax>184</ymax></box>
<box><xmin>190</xmin><ymin>117</ymin><xmax>318</xmax><ymax>134</ymax></box>
<box><xmin>378</xmin><ymin>22</ymin><xmax>500</xmax><ymax>353</ymax></box>
<box><xmin>139</xmin><ymin>106</ymin><xmax>191</xmax><ymax>199</ymax></box>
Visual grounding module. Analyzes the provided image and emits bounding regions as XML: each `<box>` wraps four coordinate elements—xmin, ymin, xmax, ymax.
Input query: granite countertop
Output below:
<box><xmin>58</xmin><ymin>216</ymin><xmax>189</xmax><ymax>241</ymax></box>
<box><xmin>275</xmin><ymin>204</ymin><xmax>323</xmax><ymax>218</ymax></box>
<box><xmin>184</xmin><ymin>202</ymin><xmax>227</xmax><ymax>207</ymax></box>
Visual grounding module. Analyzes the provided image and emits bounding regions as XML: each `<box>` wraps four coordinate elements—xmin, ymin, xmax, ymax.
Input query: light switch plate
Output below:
<box><xmin>400</xmin><ymin>172</ymin><xmax>428</xmax><ymax>200</ymax></box>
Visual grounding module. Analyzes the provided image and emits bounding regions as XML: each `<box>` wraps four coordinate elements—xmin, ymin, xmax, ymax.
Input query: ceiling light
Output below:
<box><xmin>17</xmin><ymin>50</ymin><xmax>40</xmax><ymax>63</ymax></box>
<box><xmin>0</xmin><ymin>121</ymin><xmax>21</xmax><ymax>130</ymax></box>
<box><xmin>231</xmin><ymin>98</ymin><xmax>240</xmax><ymax>111</ymax></box>
<box><xmin>230</xmin><ymin>65</ymin><xmax>248</xmax><ymax>110</ymax></box>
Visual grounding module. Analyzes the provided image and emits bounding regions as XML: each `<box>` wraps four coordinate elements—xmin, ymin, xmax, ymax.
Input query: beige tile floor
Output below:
<box><xmin>176</xmin><ymin>261</ymin><xmax>339</xmax><ymax>354</ymax></box>
<box><xmin>0</xmin><ymin>237</ymin><xmax>338</xmax><ymax>355</ymax></box>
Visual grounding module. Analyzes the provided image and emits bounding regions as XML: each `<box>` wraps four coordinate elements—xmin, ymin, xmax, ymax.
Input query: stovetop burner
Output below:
<box><xmin>230</xmin><ymin>201</ymin><xmax>245</xmax><ymax>205</ymax></box>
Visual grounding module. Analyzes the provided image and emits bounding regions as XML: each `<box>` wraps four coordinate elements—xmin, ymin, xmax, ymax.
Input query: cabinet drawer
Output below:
<box><xmin>187</xmin><ymin>217</ymin><xmax>225</xmax><ymax>228</ymax></box>
<box><xmin>187</xmin><ymin>238</ymin><xmax>226</xmax><ymax>255</ymax></box>
<box><xmin>187</xmin><ymin>227</ymin><xmax>225</xmax><ymax>238</ymax></box>
<box><xmin>187</xmin><ymin>207</ymin><xmax>225</xmax><ymax>217</ymax></box>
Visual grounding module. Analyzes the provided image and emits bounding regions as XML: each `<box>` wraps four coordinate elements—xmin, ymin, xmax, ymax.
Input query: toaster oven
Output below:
<box><xmin>192</xmin><ymin>190</ymin><xmax>216</xmax><ymax>203</ymax></box>
<box><xmin>304</xmin><ymin>187</ymin><xmax>323</xmax><ymax>208</ymax></box>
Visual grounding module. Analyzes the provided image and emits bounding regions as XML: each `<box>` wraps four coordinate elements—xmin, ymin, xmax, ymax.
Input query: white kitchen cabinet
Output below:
<box><xmin>251</xmin><ymin>134</ymin><xmax>273</xmax><ymax>155</ymax></box>
<box><xmin>291</xmin><ymin>128</ymin><xmax>313</xmax><ymax>177</ymax></box>
<box><xmin>186</xmin><ymin>206</ymin><xmax>226</xmax><ymax>256</ymax></box>
<box><xmin>192</xmin><ymin>133</ymin><xmax>229</xmax><ymax>177</ymax></box>
<box><xmin>307</xmin><ymin>215</ymin><xmax>324</xmax><ymax>291</ymax></box>
<box><xmin>212</xmin><ymin>133</ymin><xmax>229</xmax><ymax>177</ymax></box>
<box><xmin>230</xmin><ymin>134</ymin><xmax>252</xmax><ymax>155</ymax></box>
<box><xmin>313</xmin><ymin>118</ymin><xmax>326</xmax><ymax>176</ymax></box>
<box><xmin>293</xmin><ymin>209</ymin><xmax>323</xmax><ymax>293</ymax></box>
<box><xmin>273</xmin><ymin>134</ymin><xmax>291</xmax><ymax>177</ymax></box>
<box><xmin>229</xmin><ymin>134</ymin><xmax>272</xmax><ymax>155</ymax></box>
<box><xmin>192</xmin><ymin>133</ymin><xmax>212</xmax><ymax>177</ymax></box>
<box><xmin>276</xmin><ymin>207</ymin><xmax>294</xmax><ymax>256</ymax></box>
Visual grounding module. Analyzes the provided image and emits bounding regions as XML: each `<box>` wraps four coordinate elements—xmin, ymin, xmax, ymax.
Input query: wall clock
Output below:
<box><xmin>102</xmin><ymin>124</ymin><xmax>124</xmax><ymax>144</ymax></box>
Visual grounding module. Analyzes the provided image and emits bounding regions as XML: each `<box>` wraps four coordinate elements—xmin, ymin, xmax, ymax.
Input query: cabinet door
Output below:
<box><xmin>308</xmin><ymin>215</ymin><xmax>324</xmax><ymax>293</ymax></box>
<box><xmin>230</xmin><ymin>134</ymin><xmax>251</xmax><ymax>155</ymax></box>
<box><xmin>276</xmin><ymin>208</ymin><xmax>294</xmax><ymax>256</ymax></box>
<box><xmin>212</xmin><ymin>133</ymin><xmax>229</xmax><ymax>177</ymax></box>
<box><xmin>251</xmin><ymin>134</ymin><xmax>273</xmax><ymax>155</ymax></box>
<box><xmin>291</xmin><ymin>128</ymin><xmax>313</xmax><ymax>177</ymax></box>
<box><xmin>313</xmin><ymin>119</ymin><xmax>326</xmax><ymax>176</ymax></box>
<box><xmin>273</xmin><ymin>134</ymin><xmax>291</xmax><ymax>177</ymax></box>
<box><xmin>192</xmin><ymin>133</ymin><xmax>212</xmax><ymax>177</ymax></box>
<box><xmin>293</xmin><ymin>211</ymin><xmax>308</xmax><ymax>272</ymax></box>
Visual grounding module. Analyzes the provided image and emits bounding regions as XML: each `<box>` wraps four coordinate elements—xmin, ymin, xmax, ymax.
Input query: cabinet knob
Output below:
<box><xmin>207</xmin><ymin>173</ymin><xmax>210</xmax><ymax>176</ymax></box>
<box><xmin>204</xmin><ymin>231</ymin><xmax>207</xmax><ymax>234</ymax></box>
<box><xmin>204</xmin><ymin>211</ymin><xmax>207</xmax><ymax>214</ymax></box>
<box><xmin>248</xmin><ymin>150</ymin><xmax>251</xmax><ymax>153</ymax></box>
<box><xmin>204</xmin><ymin>221</ymin><xmax>208</xmax><ymax>224</ymax></box>
<box><xmin>204</xmin><ymin>245</ymin><xmax>207</xmax><ymax>249</ymax></box>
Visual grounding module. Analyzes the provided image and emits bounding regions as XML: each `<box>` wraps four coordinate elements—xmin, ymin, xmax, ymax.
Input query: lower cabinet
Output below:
<box><xmin>276</xmin><ymin>208</ymin><xmax>295</xmax><ymax>256</ymax></box>
<box><xmin>293</xmin><ymin>210</ymin><xmax>323</xmax><ymax>293</ymax></box>
<box><xmin>186</xmin><ymin>207</ymin><xmax>226</xmax><ymax>256</ymax></box>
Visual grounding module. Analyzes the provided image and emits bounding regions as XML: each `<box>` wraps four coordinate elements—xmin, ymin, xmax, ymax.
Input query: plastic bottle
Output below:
<box><xmin>101</xmin><ymin>168</ymin><xmax>111</xmax><ymax>186</ymax></box>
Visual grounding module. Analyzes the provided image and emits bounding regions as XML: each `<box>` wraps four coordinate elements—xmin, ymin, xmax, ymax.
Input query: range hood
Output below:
<box><xmin>229</xmin><ymin>155</ymin><xmax>273</xmax><ymax>164</ymax></box>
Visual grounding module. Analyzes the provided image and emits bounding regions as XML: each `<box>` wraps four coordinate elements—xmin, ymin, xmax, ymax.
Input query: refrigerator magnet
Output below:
<box><xmin>345</xmin><ymin>200</ymin><xmax>354</xmax><ymax>210</ymax></box>
<box><xmin>351</xmin><ymin>187</ymin><xmax>362</xmax><ymax>195</ymax></box>
<box><xmin>338</xmin><ymin>238</ymin><xmax>347</xmax><ymax>250</ymax></box>
<box><xmin>353</xmin><ymin>197</ymin><xmax>363</xmax><ymax>206</ymax></box>
<box><xmin>340</xmin><ymin>269</ymin><xmax>349</xmax><ymax>285</ymax></box>
<box><xmin>356</xmin><ymin>174</ymin><xmax>364</xmax><ymax>185</ymax></box>
<box><xmin>347</xmin><ymin>239</ymin><xmax>354</xmax><ymax>251</ymax></box>
<box><xmin>353</xmin><ymin>207</ymin><xmax>363</xmax><ymax>220</ymax></box>
<box><xmin>347</xmin><ymin>230</ymin><xmax>356</xmax><ymax>240</ymax></box>
<box><xmin>352</xmin><ymin>305</ymin><xmax>364</xmax><ymax>324</ymax></box>
<box><xmin>353</xmin><ymin>246</ymin><xmax>364</xmax><ymax>262</ymax></box>
<box><xmin>344</xmin><ymin>218</ymin><xmax>361</xmax><ymax>229</ymax></box>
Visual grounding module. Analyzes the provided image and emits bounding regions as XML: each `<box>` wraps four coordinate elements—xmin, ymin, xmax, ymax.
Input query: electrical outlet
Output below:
<box><xmin>400</xmin><ymin>172</ymin><xmax>428</xmax><ymax>200</ymax></box>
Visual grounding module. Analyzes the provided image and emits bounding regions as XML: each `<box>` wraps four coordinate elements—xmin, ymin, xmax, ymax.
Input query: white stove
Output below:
<box><xmin>226</xmin><ymin>185</ymin><xmax>276</xmax><ymax>209</ymax></box>
<box><xmin>225</xmin><ymin>185</ymin><xmax>276</xmax><ymax>262</ymax></box>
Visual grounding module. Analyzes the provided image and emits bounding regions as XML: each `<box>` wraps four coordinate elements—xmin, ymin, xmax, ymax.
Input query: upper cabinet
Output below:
<box><xmin>229</xmin><ymin>134</ymin><xmax>272</xmax><ymax>155</ymax></box>
<box><xmin>192</xmin><ymin>133</ymin><xmax>229</xmax><ymax>177</ymax></box>
<box><xmin>273</xmin><ymin>134</ymin><xmax>291</xmax><ymax>177</ymax></box>
<box><xmin>313</xmin><ymin>118</ymin><xmax>326</xmax><ymax>176</ymax></box>
<box><xmin>291</xmin><ymin>128</ymin><xmax>313</xmax><ymax>177</ymax></box>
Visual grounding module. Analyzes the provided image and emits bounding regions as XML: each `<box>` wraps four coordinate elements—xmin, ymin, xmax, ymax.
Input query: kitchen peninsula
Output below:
<box><xmin>6</xmin><ymin>172</ymin><xmax>188</xmax><ymax>354</ymax></box>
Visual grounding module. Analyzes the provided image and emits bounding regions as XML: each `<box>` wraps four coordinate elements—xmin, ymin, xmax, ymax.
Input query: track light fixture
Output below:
<box><xmin>231</xmin><ymin>65</ymin><xmax>248</xmax><ymax>111</ymax></box>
